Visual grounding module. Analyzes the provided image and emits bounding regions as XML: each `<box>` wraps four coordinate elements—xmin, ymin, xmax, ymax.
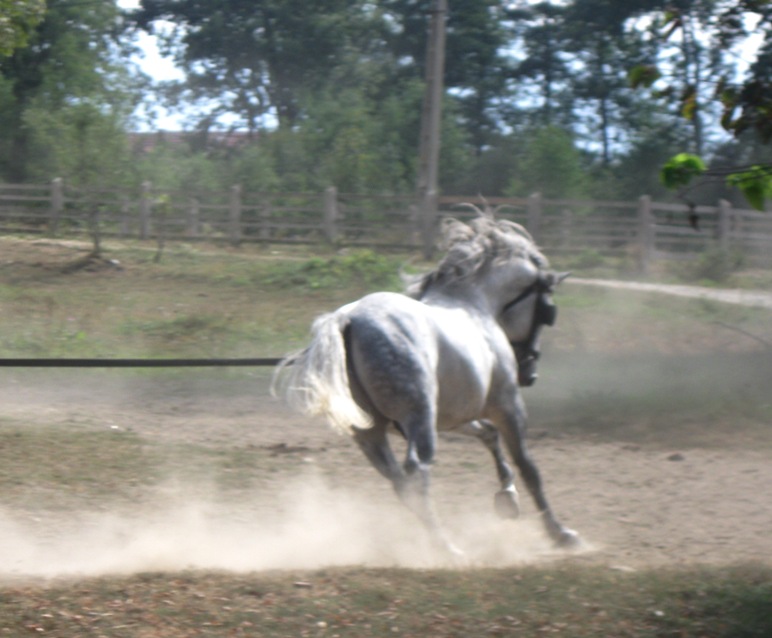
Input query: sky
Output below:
<box><xmin>118</xmin><ymin>0</ymin><xmax>185</xmax><ymax>129</ymax></box>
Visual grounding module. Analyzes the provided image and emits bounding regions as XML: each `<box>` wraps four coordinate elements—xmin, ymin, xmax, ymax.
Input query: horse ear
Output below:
<box><xmin>542</xmin><ymin>271</ymin><xmax>571</xmax><ymax>288</ymax></box>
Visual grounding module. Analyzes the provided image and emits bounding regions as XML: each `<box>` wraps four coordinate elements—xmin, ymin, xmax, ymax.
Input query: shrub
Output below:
<box><xmin>263</xmin><ymin>249</ymin><xmax>402</xmax><ymax>290</ymax></box>
<box><xmin>682</xmin><ymin>246</ymin><xmax>745</xmax><ymax>283</ymax></box>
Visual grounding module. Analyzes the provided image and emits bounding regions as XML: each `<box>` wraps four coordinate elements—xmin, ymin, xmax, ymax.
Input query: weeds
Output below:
<box><xmin>262</xmin><ymin>249</ymin><xmax>403</xmax><ymax>290</ymax></box>
<box><xmin>673</xmin><ymin>245</ymin><xmax>746</xmax><ymax>283</ymax></box>
<box><xmin>568</xmin><ymin>248</ymin><xmax>606</xmax><ymax>270</ymax></box>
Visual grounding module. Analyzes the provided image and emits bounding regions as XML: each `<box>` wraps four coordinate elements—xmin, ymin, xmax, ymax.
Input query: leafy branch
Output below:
<box><xmin>660</xmin><ymin>154</ymin><xmax>772</xmax><ymax>211</ymax></box>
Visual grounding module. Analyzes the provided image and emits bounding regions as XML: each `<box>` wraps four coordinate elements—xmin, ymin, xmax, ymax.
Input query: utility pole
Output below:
<box><xmin>416</xmin><ymin>0</ymin><xmax>447</xmax><ymax>259</ymax></box>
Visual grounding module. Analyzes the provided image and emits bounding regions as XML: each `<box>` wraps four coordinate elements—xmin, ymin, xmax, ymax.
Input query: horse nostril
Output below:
<box><xmin>519</xmin><ymin>371</ymin><xmax>538</xmax><ymax>387</ymax></box>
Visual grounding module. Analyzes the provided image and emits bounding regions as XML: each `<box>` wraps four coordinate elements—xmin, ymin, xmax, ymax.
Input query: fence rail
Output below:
<box><xmin>1</xmin><ymin>180</ymin><xmax>771</xmax><ymax>270</ymax></box>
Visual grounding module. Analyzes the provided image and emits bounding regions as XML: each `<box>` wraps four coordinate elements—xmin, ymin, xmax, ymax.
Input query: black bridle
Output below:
<box><xmin>501</xmin><ymin>275</ymin><xmax>557</xmax><ymax>383</ymax></box>
<box><xmin>501</xmin><ymin>276</ymin><xmax>557</xmax><ymax>327</ymax></box>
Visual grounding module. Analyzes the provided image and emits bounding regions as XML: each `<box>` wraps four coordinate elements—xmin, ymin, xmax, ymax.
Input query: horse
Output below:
<box><xmin>273</xmin><ymin>215</ymin><xmax>579</xmax><ymax>555</ymax></box>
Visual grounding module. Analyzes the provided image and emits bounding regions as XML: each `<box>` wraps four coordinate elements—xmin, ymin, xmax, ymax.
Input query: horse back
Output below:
<box><xmin>345</xmin><ymin>292</ymin><xmax>503</xmax><ymax>429</ymax></box>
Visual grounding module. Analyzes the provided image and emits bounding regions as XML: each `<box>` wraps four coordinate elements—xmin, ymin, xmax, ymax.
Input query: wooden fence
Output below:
<box><xmin>1</xmin><ymin>179</ymin><xmax>771</xmax><ymax>270</ymax></box>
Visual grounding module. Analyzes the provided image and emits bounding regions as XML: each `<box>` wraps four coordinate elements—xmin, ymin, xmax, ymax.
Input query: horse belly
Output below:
<box><xmin>434</xmin><ymin>334</ymin><xmax>493</xmax><ymax>429</ymax></box>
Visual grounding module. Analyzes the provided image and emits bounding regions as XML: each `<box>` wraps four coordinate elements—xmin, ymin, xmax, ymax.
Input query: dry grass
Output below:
<box><xmin>2</xmin><ymin>564</ymin><xmax>771</xmax><ymax>637</ymax></box>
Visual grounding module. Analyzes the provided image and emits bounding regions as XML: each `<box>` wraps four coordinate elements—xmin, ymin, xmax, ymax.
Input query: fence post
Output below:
<box><xmin>228</xmin><ymin>184</ymin><xmax>242</xmax><ymax>246</ymax></box>
<box><xmin>717</xmin><ymin>199</ymin><xmax>731</xmax><ymax>251</ymax></box>
<box><xmin>139</xmin><ymin>181</ymin><xmax>152</xmax><ymax>240</ymax></box>
<box><xmin>526</xmin><ymin>192</ymin><xmax>542</xmax><ymax>239</ymax></box>
<box><xmin>560</xmin><ymin>208</ymin><xmax>573</xmax><ymax>248</ymax></box>
<box><xmin>49</xmin><ymin>177</ymin><xmax>63</xmax><ymax>236</ymax></box>
<box><xmin>259</xmin><ymin>196</ymin><xmax>271</xmax><ymax>242</ymax></box>
<box><xmin>637</xmin><ymin>194</ymin><xmax>653</xmax><ymax>274</ymax></box>
<box><xmin>323</xmin><ymin>186</ymin><xmax>339</xmax><ymax>244</ymax></box>
<box><xmin>186</xmin><ymin>197</ymin><xmax>200</xmax><ymax>237</ymax></box>
<box><xmin>119</xmin><ymin>197</ymin><xmax>131</xmax><ymax>237</ymax></box>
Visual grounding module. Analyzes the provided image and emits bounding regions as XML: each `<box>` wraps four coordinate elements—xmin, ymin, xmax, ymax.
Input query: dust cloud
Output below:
<box><xmin>0</xmin><ymin>470</ymin><xmax>570</xmax><ymax>580</ymax></box>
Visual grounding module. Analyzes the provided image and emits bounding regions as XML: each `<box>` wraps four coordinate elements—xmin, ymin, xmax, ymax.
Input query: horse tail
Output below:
<box><xmin>272</xmin><ymin>311</ymin><xmax>372</xmax><ymax>435</ymax></box>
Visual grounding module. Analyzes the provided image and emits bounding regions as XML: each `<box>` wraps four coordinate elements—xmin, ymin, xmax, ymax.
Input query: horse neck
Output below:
<box><xmin>420</xmin><ymin>279</ymin><xmax>498</xmax><ymax>317</ymax></box>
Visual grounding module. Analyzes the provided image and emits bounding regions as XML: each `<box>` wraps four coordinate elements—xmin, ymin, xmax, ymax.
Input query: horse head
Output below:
<box><xmin>409</xmin><ymin>214</ymin><xmax>567</xmax><ymax>387</ymax></box>
<box><xmin>500</xmin><ymin>269</ymin><xmax>569</xmax><ymax>386</ymax></box>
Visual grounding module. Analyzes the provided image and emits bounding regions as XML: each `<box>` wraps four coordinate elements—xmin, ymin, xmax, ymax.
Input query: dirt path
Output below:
<box><xmin>0</xmin><ymin>370</ymin><xmax>770</xmax><ymax>577</ymax></box>
<box><xmin>570</xmin><ymin>277</ymin><xmax>772</xmax><ymax>309</ymax></box>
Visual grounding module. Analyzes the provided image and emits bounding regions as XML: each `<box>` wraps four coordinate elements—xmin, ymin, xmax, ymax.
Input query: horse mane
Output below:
<box><xmin>406</xmin><ymin>215</ymin><xmax>548</xmax><ymax>299</ymax></box>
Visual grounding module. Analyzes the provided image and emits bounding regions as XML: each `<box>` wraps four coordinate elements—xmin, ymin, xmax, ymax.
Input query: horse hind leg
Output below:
<box><xmin>352</xmin><ymin>416</ymin><xmax>405</xmax><ymax>483</ymax></box>
<box><xmin>344</xmin><ymin>328</ymin><xmax>461</xmax><ymax>558</ymax></box>
<box><xmin>352</xmin><ymin>417</ymin><xmax>463</xmax><ymax>558</ymax></box>
<box><xmin>352</xmin><ymin>416</ymin><xmax>433</xmax><ymax>539</ymax></box>
<box><xmin>464</xmin><ymin>420</ymin><xmax>520</xmax><ymax>519</ymax></box>
<box><xmin>394</xmin><ymin>412</ymin><xmax>466</xmax><ymax>558</ymax></box>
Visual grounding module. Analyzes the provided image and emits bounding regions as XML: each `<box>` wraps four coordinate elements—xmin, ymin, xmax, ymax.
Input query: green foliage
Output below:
<box><xmin>263</xmin><ymin>250</ymin><xmax>402</xmax><ymax>291</ymax></box>
<box><xmin>227</xmin><ymin>145</ymin><xmax>279</xmax><ymax>193</ymax></box>
<box><xmin>0</xmin><ymin>0</ymin><xmax>45</xmax><ymax>56</ymax></box>
<box><xmin>506</xmin><ymin>126</ymin><xmax>588</xmax><ymax>199</ymax></box>
<box><xmin>135</xmin><ymin>143</ymin><xmax>227</xmax><ymax>193</ymax></box>
<box><xmin>299</xmin><ymin>87</ymin><xmax>389</xmax><ymax>193</ymax></box>
<box><xmin>0</xmin><ymin>0</ymin><xmax>140</xmax><ymax>183</ymax></box>
<box><xmin>628</xmin><ymin>64</ymin><xmax>662</xmax><ymax>89</ymax></box>
<box><xmin>661</xmin><ymin>153</ymin><xmax>772</xmax><ymax>211</ymax></box>
<box><xmin>569</xmin><ymin>248</ymin><xmax>606</xmax><ymax>270</ymax></box>
<box><xmin>677</xmin><ymin>246</ymin><xmax>745</xmax><ymax>284</ymax></box>
<box><xmin>660</xmin><ymin>153</ymin><xmax>707</xmax><ymax>188</ymax></box>
<box><xmin>134</xmin><ymin>0</ymin><xmax>386</xmax><ymax>130</ymax></box>
<box><xmin>0</xmin><ymin>0</ymin><xmax>769</xmax><ymax>209</ymax></box>
<box><xmin>726</xmin><ymin>165</ymin><xmax>772</xmax><ymax>211</ymax></box>
<box><xmin>24</xmin><ymin>102</ymin><xmax>133</xmax><ymax>187</ymax></box>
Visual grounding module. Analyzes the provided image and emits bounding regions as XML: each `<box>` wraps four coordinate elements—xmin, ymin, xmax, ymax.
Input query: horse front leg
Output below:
<box><xmin>463</xmin><ymin>420</ymin><xmax>520</xmax><ymax>519</ymax></box>
<box><xmin>495</xmin><ymin>395</ymin><xmax>580</xmax><ymax>548</ymax></box>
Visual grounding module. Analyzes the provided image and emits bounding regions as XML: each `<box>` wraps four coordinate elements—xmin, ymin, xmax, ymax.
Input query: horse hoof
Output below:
<box><xmin>494</xmin><ymin>487</ymin><xmax>520</xmax><ymax>520</ymax></box>
<box><xmin>446</xmin><ymin>542</ymin><xmax>466</xmax><ymax>561</ymax></box>
<box><xmin>554</xmin><ymin>528</ymin><xmax>581</xmax><ymax>550</ymax></box>
<box><xmin>432</xmin><ymin>536</ymin><xmax>466</xmax><ymax>563</ymax></box>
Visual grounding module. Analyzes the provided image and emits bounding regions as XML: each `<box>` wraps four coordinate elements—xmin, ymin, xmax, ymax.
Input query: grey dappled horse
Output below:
<box><xmin>274</xmin><ymin>216</ymin><xmax>579</xmax><ymax>554</ymax></box>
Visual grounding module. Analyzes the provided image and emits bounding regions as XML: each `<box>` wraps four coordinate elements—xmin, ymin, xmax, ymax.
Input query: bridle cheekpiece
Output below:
<box><xmin>502</xmin><ymin>272</ymin><xmax>559</xmax><ymax>386</ymax></box>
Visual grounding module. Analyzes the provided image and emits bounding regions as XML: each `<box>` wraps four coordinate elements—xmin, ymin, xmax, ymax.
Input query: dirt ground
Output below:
<box><xmin>0</xmin><ymin>237</ymin><xmax>770</xmax><ymax>580</ymax></box>
<box><xmin>0</xmin><ymin>366</ymin><xmax>769</xmax><ymax>579</ymax></box>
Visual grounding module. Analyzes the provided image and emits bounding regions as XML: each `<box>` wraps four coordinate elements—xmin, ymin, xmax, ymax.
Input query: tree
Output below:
<box><xmin>506</xmin><ymin>126</ymin><xmax>588</xmax><ymax>199</ymax></box>
<box><xmin>561</xmin><ymin>0</ymin><xmax>663</xmax><ymax>166</ymax></box>
<box><xmin>0</xmin><ymin>0</ymin><xmax>45</xmax><ymax>56</ymax></box>
<box><xmin>506</xmin><ymin>2</ymin><xmax>574</xmax><ymax>129</ymax></box>
<box><xmin>381</xmin><ymin>0</ymin><xmax>513</xmax><ymax>155</ymax></box>
<box><xmin>0</xmin><ymin>0</ymin><xmax>142</xmax><ymax>183</ymax></box>
<box><xmin>627</xmin><ymin>1</ymin><xmax>772</xmax><ymax>208</ymax></box>
<box><xmin>133</xmin><ymin>0</ymin><xmax>383</xmax><ymax>132</ymax></box>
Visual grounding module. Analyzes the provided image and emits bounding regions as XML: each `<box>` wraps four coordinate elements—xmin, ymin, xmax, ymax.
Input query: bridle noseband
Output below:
<box><xmin>502</xmin><ymin>275</ymin><xmax>557</xmax><ymax>329</ymax></box>
<box><xmin>502</xmin><ymin>274</ymin><xmax>557</xmax><ymax>381</ymax></box>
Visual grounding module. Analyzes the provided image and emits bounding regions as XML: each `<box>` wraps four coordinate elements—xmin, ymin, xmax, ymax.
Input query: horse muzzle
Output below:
<box><xmin>517</xmin><ymin>355</ymin><xmax>539</xmax><ymax>387</ymax></box>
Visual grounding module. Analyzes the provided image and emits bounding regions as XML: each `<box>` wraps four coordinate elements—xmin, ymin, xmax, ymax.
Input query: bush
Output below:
<box><xmin>569</xmin><ymin>248</ymin><xmax>606</xmax><ymax>270</ymax></box>
<box><xmin>681</xmin><ymin>246</ymin><xmax>745</xmax><ymax>283</ymax></box>
<box><xmin>263</xmin><ymin>249</ymin><xmax>402</xmax><ymax>290</ymax></box>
